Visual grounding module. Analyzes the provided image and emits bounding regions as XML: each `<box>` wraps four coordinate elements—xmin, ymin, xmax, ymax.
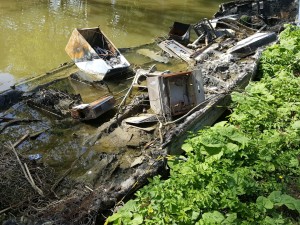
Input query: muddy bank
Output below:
<box><xmin>0</xmin><ymin>45</ymin><xmax>170</xmax><ymax>225</ymax></box>
<box><xmin>0</xmin><ymin>86</ymin><xmax>167</xmax><ymax>225</ymax></box>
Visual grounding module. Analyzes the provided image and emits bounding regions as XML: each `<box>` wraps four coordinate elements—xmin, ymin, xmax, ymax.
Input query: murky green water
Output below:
<box><xmin>0</xmin><ymin>0</ymin><xmax>225</xmax><ymax>91</ymax></box>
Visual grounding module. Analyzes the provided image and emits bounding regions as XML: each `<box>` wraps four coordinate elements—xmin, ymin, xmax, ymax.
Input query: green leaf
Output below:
<box><xmin>182</xmin><ymin>143</ymin><xmax>193</xmax><ymax>153</ymax></box>
<box><xmin>201</xmin><ymin>141</ymin><xmax>223</xmax><ymax>155</ymax></box>
<box><xmin>289</xmin><ymin>158</ymin><xmax>299</xmax><ymax>168</ymax></box>
<box><xmin>192</xmin><ymin>211</ymin><xmax>200</xmax><ymax>221</ymax></box>
<box><xmin>222</xmin><ymin>213</ymin><xmax>237</xmax><ymax>224</ymax></box>
<box><xmin>226</xmin><ymin>143</ymin><xmax>239</xmax><ymax>152</ymax></box>
<box><xmin>280</xmin><ymin>194</ymin><xmax>298</xmax><ymax>211</ymax></box>
<box><xmin>119</xmin><ymin>200</ymin><xmax>137</xmax><ymax>212</ymax></box>
<box><xmin>107</xmin><ymin>213</ymin><xmax>121</xmax><ymax>222</ymax></box>
<box><xmin>263</xmin><ymin>216</ymin><xmax>285</xmax><ymax>225</ymax></box>
<box><xmin>268</xmin><ymin>191</ymin><xmax>282</xmax><ymax>204</ymax></box>
<box><xmin>200</xmin><ymin>211</ymin><xmax>225</xmax><ymax>224</ymax></box>
<box><xmin>256</xmin><ymin>196</ymin><xmax>274</xmax><ymax>210</ymax></box>
<box><xmin>292</xmin><ymin>120</ymin><xmax>300</xmax><ymax>129</ymax></box>
<box><xmin>129</xmin><ymin>214</ymin><xmax>143</xmax><ymax>225</ymax></box>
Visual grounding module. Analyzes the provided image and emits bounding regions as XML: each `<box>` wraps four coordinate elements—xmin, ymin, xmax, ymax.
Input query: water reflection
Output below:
<box><xmin>0</xmin><ymin>0</ymin><xmax>224</xmax><ymax>86</ymax></box>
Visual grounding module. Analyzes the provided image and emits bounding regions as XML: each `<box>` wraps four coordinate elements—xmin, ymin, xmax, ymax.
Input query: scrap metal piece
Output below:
<box><xmin>132</xmin><ymin>67</ymin><xmax>166</xmax><ymax>89</ymax></box>
<box><xmin>158</xmin><ymin>40</ymin><xmax>195</xmax><ymax>64</ymax></box>
<box><xmin>227</xmin><ymin>32</ymin><xmax>277</xmax><ymax>57</ymax></box>
<box><xmin>65</xmin><ymin>27</ymin><xmax>130</xmax><ymax>79</ymax></box>
<box><xmin>123</xmin><ymin>114</ymin><xmax>158</xmax><ymax>132</ymax></box>
<box><xmin>70</xmin><ymin>96</ymin><xmax>115</xmax><ymax>120</ymax></box>
<box><xmin>168</xmin><ymin>21</ymin><xmax>191</xmax><ymax>45</ymax></box>
<box><xmin>147</xmin><ymin>70</ymin><xmax>205</xmax><ymax>118</ymax></box>
<box><xmin>124</xmin><ymin>114</ymin><xmax>158</xmax><ymax>124</ymax></box>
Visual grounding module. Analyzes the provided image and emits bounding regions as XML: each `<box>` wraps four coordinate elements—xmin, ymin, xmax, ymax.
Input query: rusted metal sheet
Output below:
<box><xmin>147</xmin><ymin>69</ymin><xmax>205</xmax><ymax>117</ymax></box>
<box><xmin>70</xmin><ymin>96</ymin><xmax>115</xmax><ymax>120</ymax></box>
<box><xmin>65</xmin><ymin>27</ymin><xmax>130</xmax><ymax>79</ymax></box>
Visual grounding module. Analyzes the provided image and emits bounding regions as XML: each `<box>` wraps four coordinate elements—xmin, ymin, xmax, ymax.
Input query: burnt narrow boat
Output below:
<box><xmin>214</xmin><ymin>0</ymin><xmax>298</xmax><ymax>28</ymax></box>
<box><xmin>106</xmin><ymin>0</ymin><xmax>299</xmax><ymax>154</ymax></box>
<box><xmin>65</xmin><ymin>27</ymin><xmax>130</xmax><ymax>80</ymax></box>
<box><xmin>1</xmin><ymin>1</ymin><xmax>299</xmax><ymax>224</ymax></box>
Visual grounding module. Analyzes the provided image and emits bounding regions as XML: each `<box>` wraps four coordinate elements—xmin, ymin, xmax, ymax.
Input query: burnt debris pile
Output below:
<box><xmin>26</xmin><ymin>89</ymin><xmax>82</xmax><ymax>118</ymax></box>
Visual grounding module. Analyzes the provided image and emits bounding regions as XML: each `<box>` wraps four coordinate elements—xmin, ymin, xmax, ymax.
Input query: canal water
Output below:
<box><xmin>0</xmin><ymin>0</ymin><xmax>225</xmax><ymax>91</ymax></box>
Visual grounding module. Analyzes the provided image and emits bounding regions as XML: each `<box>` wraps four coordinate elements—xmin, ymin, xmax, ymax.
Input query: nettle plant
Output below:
<box><xmin>106</xmin><ymin>25</ymin><xmax>300</xmax><ymax>225</ymax></box>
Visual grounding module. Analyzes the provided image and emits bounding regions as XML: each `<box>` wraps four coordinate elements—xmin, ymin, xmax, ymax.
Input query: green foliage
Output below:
<box><xmin>107</xmin><ymin>25</ymin><xmax>300</xmax><ymax>224</ymax></box>
<box><xmin>260</xmin><ymin>24</ymin><xmax>300</xmax><ymax>77</ymax></box>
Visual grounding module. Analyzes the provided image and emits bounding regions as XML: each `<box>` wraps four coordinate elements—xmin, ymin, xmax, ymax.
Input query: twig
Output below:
<box><xmin>0</xmin><ymin>206</ymin><xmax>12</xmax><ymax>215</ymax></box>
<box><xmin>143</xmin><ymin>138</ymin><xmax>158</xmax><ymax>150</ymax></box>
<box><xmin>10</xmin><ymin>141</ymin><xmax>29</xmax><ymax>180</ymax></box>
<box><xmin>85</xmin><ymin>185</ymin><xmax>94</xmax><ymax>192</ymax></box>
<box><xmin>0</xmin><ymin>201</ymin><xmax>26</xmax><ymax>215</ymax></box>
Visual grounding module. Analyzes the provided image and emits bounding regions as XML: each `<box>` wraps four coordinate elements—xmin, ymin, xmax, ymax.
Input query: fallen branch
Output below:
<box><xmin>30</xmin><ymin>129</ymin><xmax>49</xmax><ymax>139</ymax></box>
<box><xmin>0</xmin><ymin>117</ymin><xmax>16</xmax><ymax>122</ymax></box>
<box><xmin>9</xmin><ymin>141</ymin><xmax>44</xmax><ymax>197</ymax></box>
<box><xmin>24</xmin><ymin>163</ymin><xmax>44</xmax><ymax>196</ymax></box>
<box><xmin>13</xmin><ymin>132</ymin><xmax>30</xmax><ymax>148</ymax></box>
<box><xmin>0</xmin><ymin>118</ymin><xmax>41</xmax><ymax>133</ymax></box>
